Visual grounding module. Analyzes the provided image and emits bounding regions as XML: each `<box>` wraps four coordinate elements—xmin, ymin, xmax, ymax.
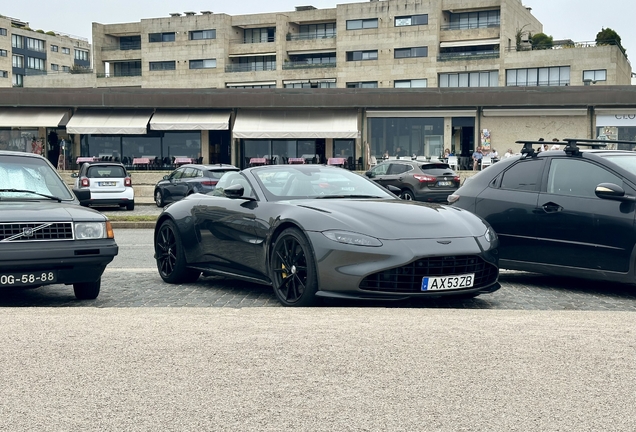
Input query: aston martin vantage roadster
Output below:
<box><xmin>154</xmin><ymin>164</ymin><xmax>500</xmax><ymax>306</ymax></box>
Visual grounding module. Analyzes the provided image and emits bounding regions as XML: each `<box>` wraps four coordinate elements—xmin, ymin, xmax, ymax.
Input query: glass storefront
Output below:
<box><xmin>0</xmin><ymin>129</ymin><xmax>40</xmax><ymax>153</ymax></box>
<box><xmin>80</xmin><ymin>131</ymin><xmax>201</xmax><ymax>168</ymax></box>
<box><xmin>368</xmin><ymin>117</ymin><xmax>444</xmax><ymax>160</ymax></box>
<box><xmin>596</xmin><ymin>113</ymin><xmax>636</xmax><ymax>150</ymax></box>
<box><xmin>241</xmin><ymin>139</ymin><xmax>325</xmax><ymax>167</ymax></box>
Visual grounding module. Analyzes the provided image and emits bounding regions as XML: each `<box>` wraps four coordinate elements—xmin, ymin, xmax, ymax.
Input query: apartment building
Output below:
<box><xmin>0</xmin><ymin>15</ymin><xmax>91</xmax><ymax>88</ymax></box>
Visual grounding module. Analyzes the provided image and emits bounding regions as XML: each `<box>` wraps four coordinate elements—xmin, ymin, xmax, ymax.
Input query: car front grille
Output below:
<box><xmin>359</xmin><ymin>255</ymin><xmax>498</xmax><ymax>293</ymax></box>
<box><xmin>0</xmin><ymin>222</ymin><xmax>74</xmax><ymax>242</ymax></box>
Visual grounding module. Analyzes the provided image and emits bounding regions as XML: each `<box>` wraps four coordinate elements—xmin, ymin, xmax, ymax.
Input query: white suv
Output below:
<box><xmin>73</xmin><ymin>162</ymin><xmax>135</xmax><ymax>210</ymax></box>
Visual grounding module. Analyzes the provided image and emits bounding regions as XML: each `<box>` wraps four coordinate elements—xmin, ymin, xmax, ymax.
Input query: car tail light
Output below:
<box><xmin>454</xmin><ymin>176</ymin><xmax>461</xmax><ymax>183</ymax></box>
<box><xmin>413</xmin><ymin>174</ymin><xmax>437</xmax><ymax>183</ymax></box>
<box><xmin>200</xmin><ymin>180</ymin><xmax>218</xmax><ymax>186</ymax></box>
<box><xmin>124</xmin><ymin>177</ymin><xmax>132</xmax><ymax>187</ymax></box>
<box><xmin>447</xmin><ymin>194</ymin><xmax>460</xmax><ymax>204</ymax></box>
<box><xmin>81</xmin><ymin>178</ymin><xmax>90</xmax><ymax>187</ymax></box>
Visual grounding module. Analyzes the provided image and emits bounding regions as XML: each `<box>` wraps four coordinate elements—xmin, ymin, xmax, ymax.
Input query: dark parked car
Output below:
<box><xmin>153</xmin><ymin>164</ymin><xmax>500</xmax><ymax>306</ymax></box>
<box><xmin>0</xmin><ymin>150</ymin><xmax>118</xmax><ymax>299</ymax></box>
<box><xmin>154</xmin><ymin>163</ymin><xmax>239</xmax><ymax>207</ymax></box>
<box><xmin>449</xmin><ymin>139</ymin><xmax>636</xmax><ymax>284</ymax></box>
<box><xmin>365</xmin><ymin>159</ymin><xmax>460</xmax><ymax>202</ymax></box>
<box><xmin>72</xmin><ymin>161</ymin><xmax>135</xmax><ymax>210</ymax></box>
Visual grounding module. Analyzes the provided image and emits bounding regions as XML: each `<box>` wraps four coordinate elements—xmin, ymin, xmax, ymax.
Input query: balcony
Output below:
<box><xmin>282</xmin><ymin>61</ymin><xmax>336</xmax><ymax>70</ymax></box>
<box><xmin>286</xmin><ymin>33</ymin><xmax>336</xmax><ymax>41</ymax></box>
<box><xmin>225</xmin><ymin>63</ymin><xmax>277</xmax><ymax>73</ymax></box>
<box><xmin>437</xmin><ymin>50</ymin><xmax>500</xmax><ymax>62</ymax></box>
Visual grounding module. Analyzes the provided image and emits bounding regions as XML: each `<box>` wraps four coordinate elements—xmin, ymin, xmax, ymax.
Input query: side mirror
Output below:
<box><xmin>595</xmin><ymin>183</ymin><xmax>636</xmax><ymax>202</ymax></box>
<box><xmin>163</xmin><ymin>175</ymin><xmax>170</xmax><ymax>180</ymax></box>
<box><xmin>72</xmin><ymin>188</ymin><xmax>91</xmax><ymax>202</ymax></box>
<box><xmin>365</xmin><ymin>171</ymin><xmax>375</xmax><ymax>178</ymax></box>
<box><xmin>70</xmin><ymin>173</ymin><xmax>78</xmax><ymax>178</ymax></box>
<box><xmin>223</xmin><ymin>183</ymin><xmax>244</xmax><ymax>198</ymax></box>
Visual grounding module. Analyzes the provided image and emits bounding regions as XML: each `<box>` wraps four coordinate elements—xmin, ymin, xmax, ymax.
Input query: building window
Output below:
<box><xmin>244</xmin><ymin>28</ymin><xmax>275</xmax><ymax>43</ymax></box>
<box><xmin>51</xmin><ymin>45</ymin><xmax>58</xmax><ymax>52</ymax></box>
<box><xmin>189</xmin><ymin>59</ymin><xmax>217</xmax><ymax>69</ymax></box>
<box><xmin>51</xmin><ymin>64</ymin><xmax>59</xmax><ymax>71</ymax></box>
<box><xmin>0</xmin><ymin>70</ymin><xmax>7</xmax><ymax>78</ymax></box>
<box><xmin>395</xmin><ymin>14</ymin><xmax>428</xmax><ymax>27</ymax></box>
<box><xmin>12</xmin><ymin>74</ymin><xmax>23</xmax><ymax>87</ymax></box>
<box><xmin>448</xmin><ymin>10</ymin><xmax>500</xmax><ymax>30</ymax></box>
<box><xmin>12</xmin><ymin>54</ymin><xmax>23</xmax><ymax>68</ymax></box>
<box><xmin>61</xmin><ymin>66</ymin><xmax>70</xmax><ymax>72</ymax></box>
<box><xmin>346</xmin><ymin>50</ymin><xmax>378</xmax><ymax>61</ymax></box>
<box><xmin>74</xmin><ymin>49</ymin><xmax>89</xmax><ymax>61</ymax></box>
<box><xmin>298</xmin><ymin>23</ymin><xmax>336</xmax><ymax>40</ymax></box>
<box><xmin>0</xmin><ymin>49</ymin><xmax>6</xmax><ymax>57</ymax></box>
<box><xmin>119</xmin><ymin>36</ymin><xmax>141</xmax><ymax>50</ymax></box>
<box><xmin>226</xmin><ymin>56</ymin><xmax>276</xmax><ymax>72</ymax></box>
<box><xmin>394</xmin><ymin>79</ymin><xmax>427</xmax><ymax>88</ymax></box>
<box><xmin>149</xmin><ymin>61</ymin><xmax>176</xmax><ymax>71</ymax></box>
<box><xmin>190</xmin><ymin>29</ymin><xmax>216</xmax><ymax>40</ymax></box>
<box><xmin>0</xmin><ymin>28</ymin><xmax>7</xmax><ymax>36</ymax></box>
<box><xmin>583</xmin><ymin>69</ymin><xmax>607</xmax><ymax>82</ymax></box>
<box><xmin>11</xmin><ymin>35</ymin><xmax>23</xmax><ymax>49</ymax></box>
<box><xmin>27</xmin><ymin>57</ymin><xmax>46</xmax><ymax>70</ymax></box>
<box><xmin>346</xmin><ymin>19</ymin><xmax>378</xmax><ymax>30</ymax></box>
<box><xmin>440</xmin><ymin>71</ymin><xmax>498</xmax><ymax>87</ymax></box>
<box><xmin>26</xmin><ymin>37</ymin><xmax>45</xmax><ymax>52</ymax></box>
<box><xmin>346</xmin><ymin>81</ymin><xmax>378</xmax><ymax>88</ymax></box>
<box><xmin>506</xmin><ymin>66</ymin><xmax>570</xmax><ymax>87</ymax></box>
<box><xmin>284</xmin><ymin>80</ymin><xmax>336</xmax><ymax>88</ymax></box>
<box><xmin>62</xmin><ymin>47</ymin><xmax>70</xmax><ymax>54</ymax></box>
<box><xmin>394</xmin><ymin>47</ymin><xmax>428</xmax><ymax>58</ymax></box>
<box><xmin>149</xmin><ymin>32</ymin><xmax>175</xmax><ymax>43</ymax></box>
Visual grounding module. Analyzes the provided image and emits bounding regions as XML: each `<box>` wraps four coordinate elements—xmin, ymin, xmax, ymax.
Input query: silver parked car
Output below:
<box><xmin>72</xmin><ymin>162</ymin><xmax>135</xmax><ymax>210</ymax></box>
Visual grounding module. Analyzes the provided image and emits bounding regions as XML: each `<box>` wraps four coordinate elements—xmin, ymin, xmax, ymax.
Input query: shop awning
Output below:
<box><xmin>66</xmin><ymin>110</ymin><xmax>153</xmax><ymax>134</ymax></box>
<box><xmin>149</xmin><ymin>110</ymin><xmax>230</xmax><ymax>130</ymax></box>
<box><xmin>232</xmin><ymin>110</ymin><xmax>359</xmax><ymax>139</ymax></box>
<box><xmin>0</xmin><ymin>108</ymin><xmax>70</xmax><ymax>127</ymax></box>
<box><xmin>440</xmin><ymin>38</ymin><xmax>500</xmax><ymax>48</ymax></box>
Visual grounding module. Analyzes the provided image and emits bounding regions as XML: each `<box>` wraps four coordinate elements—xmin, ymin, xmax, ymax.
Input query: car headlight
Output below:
<box><xmin>75</xmin><ymin>222</ymin><xmax>108</xmax><ymax>239</ymax></box>
<box><xmin>322</xmin><ymin>230</ymin><xmax>383</xmax><ymax>247</ymax></box>
<box><xmin>484</xmin><ymin>226</ymin><xmax>496</xmax><ymax>243</ymax></box>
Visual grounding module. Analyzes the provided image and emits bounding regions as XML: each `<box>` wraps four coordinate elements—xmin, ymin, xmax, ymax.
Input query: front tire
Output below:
<box><xmin>400</xmin><ymin>189</ymin><xmax>415</xmax><ymax>200</ymax></box>
<box><xmin>270</xmin><ymin>228</ymin><xmax>318</xmax><ymax>307</ymax></box>
<box><xmin>73</xmin><ymin>280</ymin><xmax>100</xmax><ymax>300</ymax></box>
<box><xmin>155</xmin><ymin>220</ymin><xmax>201</xmax><ymax>284</ymax></box>
<box><xmin>155</xmin><ymin>189</ymin><xmax>164</xmax><ymax>207</ymax></box>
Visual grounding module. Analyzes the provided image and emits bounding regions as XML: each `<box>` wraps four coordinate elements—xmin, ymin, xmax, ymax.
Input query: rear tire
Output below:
<box><xmin>155</xmin><ymin>220</ymin><xmax>201</xmax><ymax>284</ymax></box>
<box><xmin>73</xmin><ymin>280</ymin><xmax>100</xmax><ymax>300</ymax></box>
<box><xmin>126</xmin><ymin>201</ymin><xmax>135</xmax><ymax>211</ymax></box>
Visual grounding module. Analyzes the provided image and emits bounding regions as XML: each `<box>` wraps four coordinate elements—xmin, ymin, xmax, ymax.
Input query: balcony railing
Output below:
<box><xmin>437</xmin><ymin>51</ymin><xmax>500</xmax><ymax>62</ymax></box>
<box><xmin>506</xmin><ymin>39</ymin><xmax>627</xmax><ymax>57</ymax></box>
<box><xmin>24</xmin><ymin>68</ymin><xmax>47</xmax><ymax>76</ymax></box>
<box><xmin>101</xmin><ymin>44</ymin><xmax>142</xmax><ymax>51</ymax></box>
<box><xmin>231</xmin><ymin>37</ymin><xmax>276</xmax><ymax>44</ymax></box>
<box><xmin>96</xmin><ymin>71</ymin><xmax>142</xmax><ymax>78</ymax></box>
<box><xmin>282</xmin><ymin>61</ymin><xmax>336</xmax><ymax>70</ymax></box>
<box><xmin>441</xmin><ymin>22</ymin><xmax>500</xmax><ymax>31</ymax></box>
<box><xmin>286</xmin><ymin>33</ymin><xmax>336</xmax><ymax>41</ymax></box>
<box><xmin>225</xmin><ymin>63</ymin><xmax>277</xmax><ymax>73</ymax></box>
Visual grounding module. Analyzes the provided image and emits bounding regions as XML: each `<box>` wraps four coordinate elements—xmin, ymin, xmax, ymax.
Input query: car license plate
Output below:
<box><xmin>98</xmin><ymin>181</ymin><xmax>116</xmax><ymax>186</ymax></box>
<box><xmin>0</xmin><ymin>271</ymin><xmax>57</xmax><ymax>287</ymax></box>
<box><xmin>437</xmin><ymin>181</ymin><xmax>452</xmax><ymax>187</ymax></box>
<box><xmin>422</xmin><ymin>273</ymin><xmax>474</xmax><ymax>291</ymax></box>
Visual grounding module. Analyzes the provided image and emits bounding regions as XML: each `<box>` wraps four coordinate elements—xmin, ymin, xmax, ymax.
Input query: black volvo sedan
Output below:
<box><xmin>154</xmin><ymin>164</ymin><xmax>500</xmax><ymax>306</ymax></box>
<box><xmin>0</xmin><ymin>151</ymin><xmax>118</xmax><ymax>299</ymax></box>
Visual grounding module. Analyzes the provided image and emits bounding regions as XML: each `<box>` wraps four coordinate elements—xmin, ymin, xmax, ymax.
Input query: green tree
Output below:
<box><xmin>531</xmin><ymin>33</ymin><xmax>553</xmax><ymax>50</ymax></box>
<box><xmin>596</xmin><ymin>27</ymin><xmax>626</xmax><ymax>56</ymax></box>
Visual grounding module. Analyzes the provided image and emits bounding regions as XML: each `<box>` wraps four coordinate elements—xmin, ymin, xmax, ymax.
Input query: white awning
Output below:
<box><xmin>366</xmin><ymin>110</ymin><xmax>476</xmax><ymax>118</ymax></box>
<box><xmin>233</xmin><ymin>110</ymin><xmax>359</xmax><ymax>139</ymax></box>
<box><xmin>66</xmin><ymin>110</ymin><xmax>153</xmax><ymax>134</ymax></box>
<box><xmin>226</xmin><ymin>81</ymin><xmax>276</xmax><ymax>87</ymax></box>
<box><xmin>150</xmin><ymin>110</ymin><xmax>230</xmax><ymax>130</ymax></box>
<box><xmin>0</xmin><ymin>108</ymin><xmax>70</xmax><ymax>127</ymax></box>
<box><xmin>482</xmin><ymin>109</ymin><xmax>587</xmax><ymax>117</ymax></box>
<box><xmin>287</xmin><ymin>49</ymin><xmax>337</xmax><ymax>55</ymax></box>
<box><xmin>440</xmin><ymin>38</ymin><xmax>500</xmax><ymax>48</ymax></box>
<box><xmin>228</xmin><ymin>52</ymin><xmax>276</xmax><ymax>58</ymax></box>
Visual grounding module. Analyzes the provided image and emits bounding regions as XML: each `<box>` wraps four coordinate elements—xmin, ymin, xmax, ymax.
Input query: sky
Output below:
<box><xmin>2</xmin><ymin>0</ymin><xmax>635</xmax><ymax>57</ymax></box>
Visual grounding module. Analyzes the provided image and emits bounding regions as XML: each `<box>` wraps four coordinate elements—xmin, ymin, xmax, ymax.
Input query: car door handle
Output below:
<box><xmin>541</xmin><ymin>202</ymin><xmax>563</xmax><ymax>213</ymax></box>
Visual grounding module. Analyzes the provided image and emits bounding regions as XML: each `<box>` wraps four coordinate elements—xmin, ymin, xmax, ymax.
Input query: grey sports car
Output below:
<box><xmin>153</xmin><ymin>164</ymin><xmax>500</xmax><ymax>306</ymax></box>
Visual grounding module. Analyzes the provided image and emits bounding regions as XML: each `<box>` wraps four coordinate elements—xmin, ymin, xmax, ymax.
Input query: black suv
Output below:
<box><xmin>365</xmin><ymin>159</ymin><xmax>460</xmax><ymax>202</ymax></box>
<box><xmin>449</xmin><ymin>139</ymin><xmax>636</xmax><ymax>284</ymax></box>
<box><xmin>0</xmin><ymin>151</ymin><xmax>118</xmax><ymax>299</ymax></box>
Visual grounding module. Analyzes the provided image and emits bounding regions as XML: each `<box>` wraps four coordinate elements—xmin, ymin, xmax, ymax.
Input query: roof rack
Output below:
<box><xmin>515</xmin><ymin>140</ymin><xmax>547</xmax><ymax>159</ymax></box>
<box><xmin>561</xmin><ymin>138</ymin><xmax>636</xmax><ymax>156</ymax></box>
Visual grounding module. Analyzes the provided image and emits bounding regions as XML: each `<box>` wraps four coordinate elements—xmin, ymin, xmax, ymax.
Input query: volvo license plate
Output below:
<box><xmin>422</xmin><ymin>273</ymin><xmax>474</xmax><ymax>291</ymax></box>
<box><xmin>0</xmin><ymin>271</ymin><xmax>57</xmax><ymax>287</ymax></box>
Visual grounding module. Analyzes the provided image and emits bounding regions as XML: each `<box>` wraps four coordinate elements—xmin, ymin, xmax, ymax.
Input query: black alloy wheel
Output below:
<box><xmin>271</xmin><ymin>228</ymin><xmax>318</xmax><ymax>307</ymax></box>
<box><xmin>155</xmin><ymin>220</ymin><xmax>201</xmax><ymax>284</ymax></box>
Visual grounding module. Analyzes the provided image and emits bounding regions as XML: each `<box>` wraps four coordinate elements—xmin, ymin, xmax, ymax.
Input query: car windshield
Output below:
<box><xmin>601</xmin><ymin>154</ymin><xmax>636</xmax><ymax>173</ymax></box>
<box><xmin>252</xmin><ymin>166</ymin><xmax>396</xmax><ymax>201</ymax></box>
<box><xmin>0</xmin><ymin>154</ymin><xmax>74</xmax><ymax>200</ymax></box>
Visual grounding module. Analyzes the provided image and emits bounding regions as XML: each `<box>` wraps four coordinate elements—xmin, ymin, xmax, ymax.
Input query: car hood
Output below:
<box><xmin>0</xmin><ymin>201</ymin><xmax>106</xmax><ymax>222</ymax></box>
<box><xmin>288</xmin><ymin>199</ymin><xmax>487</xmax><ymax>240</ymax></box>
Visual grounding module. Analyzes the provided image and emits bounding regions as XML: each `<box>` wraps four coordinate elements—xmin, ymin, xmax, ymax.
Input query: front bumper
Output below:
<box><xmin>0</xmin><ymin>239</ymin><xmax>118</xmax><ymax>287</ymax></box>
<box><xmin>306</xmin><ymin>232</ymin><xmax>499</xmax><ymax>299</ymax></box>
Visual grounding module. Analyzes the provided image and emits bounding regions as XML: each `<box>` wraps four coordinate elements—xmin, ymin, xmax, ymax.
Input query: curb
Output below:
<box><xmin>111</xmin><ymin>221</ymin><xmax>156</xmax><ymax>229</ymax></box>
